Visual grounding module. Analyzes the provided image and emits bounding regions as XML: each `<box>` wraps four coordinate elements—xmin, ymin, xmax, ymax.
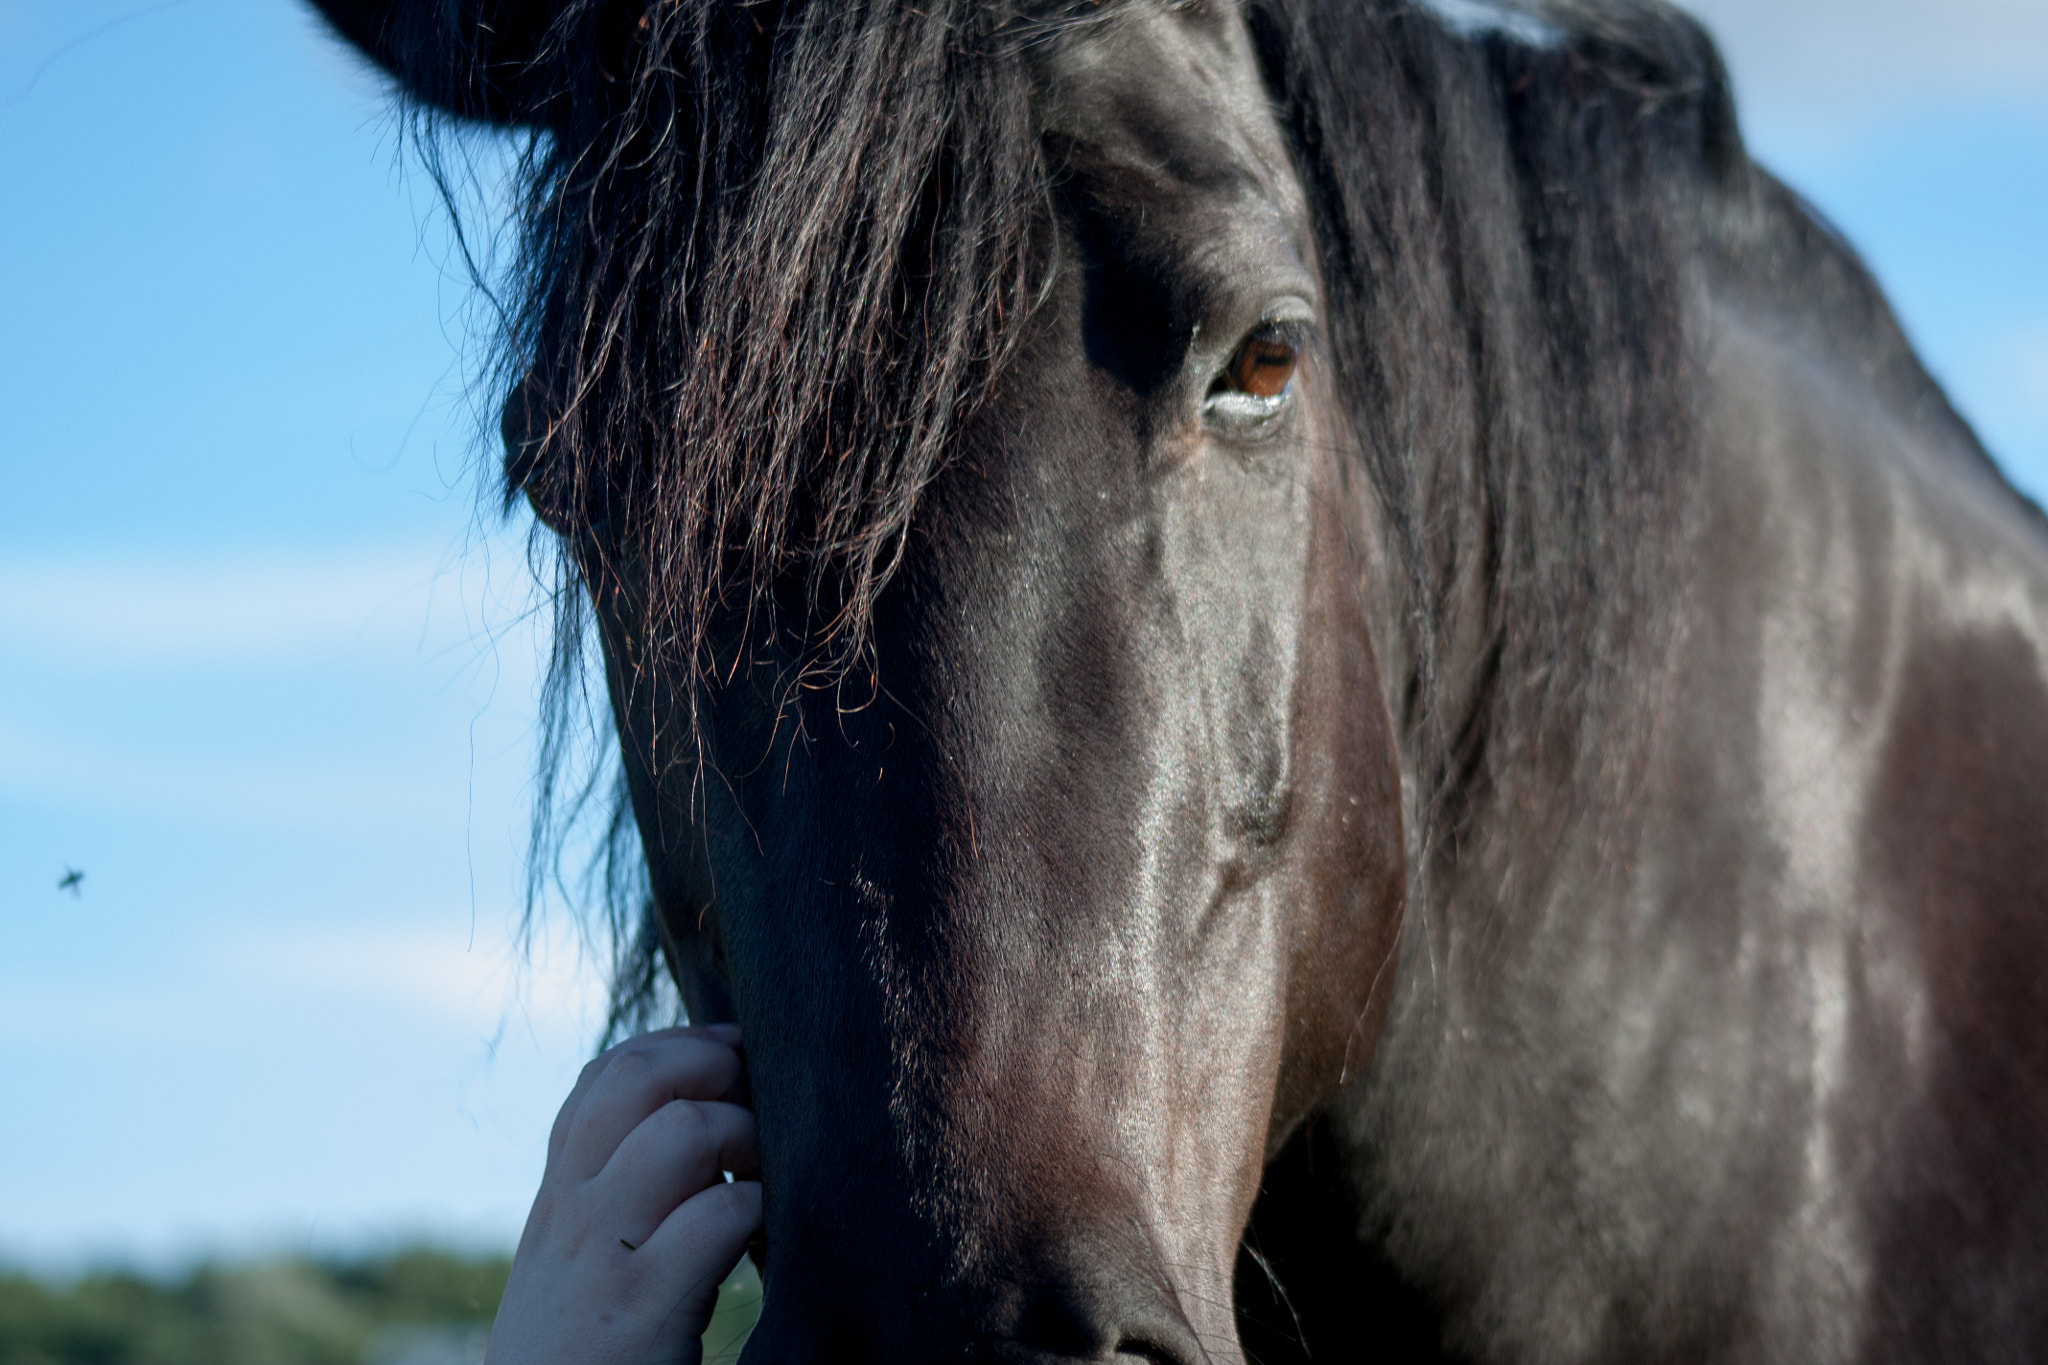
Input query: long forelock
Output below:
<box><xmin>507</xmin><ymin>0</ymin><xmax>1091</xmax><ymax>701</ymax></box>
<box><xmin>481</xmin><ymin>0</ymin><xmax>1127</xmax><ymax>1029</ymax></box>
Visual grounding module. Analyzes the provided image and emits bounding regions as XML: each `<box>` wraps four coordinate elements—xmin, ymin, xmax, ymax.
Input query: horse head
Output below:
<box><xmin>317</xmin><ymin>0</ymin><xmax>1405</xmax><ymax>1357</ymax></box>
<box><xmin>316</xmin><ymin>0</ymin><xmax>2048</xmax><ymax>1355</ymax></box>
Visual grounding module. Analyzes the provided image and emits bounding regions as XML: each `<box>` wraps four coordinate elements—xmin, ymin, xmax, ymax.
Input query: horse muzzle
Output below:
<box><xmin>737</xmin><ymin>1234</ymin><xmax>1231</xmax><ymax>1365</ymax></box>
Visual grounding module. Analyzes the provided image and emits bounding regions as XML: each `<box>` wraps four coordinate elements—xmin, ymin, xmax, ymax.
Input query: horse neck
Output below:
<box><xmin>1316</xmin><ymin>5</ymin><xmax>1725</xmax><ymax>937</ymax></box>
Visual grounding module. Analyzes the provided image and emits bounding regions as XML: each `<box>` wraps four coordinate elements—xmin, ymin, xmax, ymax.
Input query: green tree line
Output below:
<box><xmin>0</xmin><ymin>1248</ymin><xmax>510</xmax><ymax>1365</ymax></box>
<box><xmin>0</xmin><ymin>1246</ymin><xmax>762</xmax><ymax>1365</ymax></box>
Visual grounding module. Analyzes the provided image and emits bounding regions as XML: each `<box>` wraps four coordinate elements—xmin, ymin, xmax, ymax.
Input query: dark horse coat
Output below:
<box><xmin>311</xmin><ymin>0</ymin><xmax>2048</xmax><ymax>1359</ymax></box>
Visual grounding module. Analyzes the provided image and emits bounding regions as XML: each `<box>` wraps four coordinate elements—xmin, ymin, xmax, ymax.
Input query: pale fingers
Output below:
<box><xmin>487</xmin><ymin>1027</ymin><xmax>754</xmax><ymax>1365</ymax></box>
<box><xmin>554</xmin><ymin>1030</ymin><xmax>747</xmax><ymax>1178</ymax></box>
<box><xmin>546</xmin><ymin>1025</ymin><xmax>743</xmax><ymax>1163</ymax></box>
<box><xmin>592</xmin><ymin>1098</ymin><xmax>759</xmax><ymax>1247</ymax></box>
<box><xmin>635</xmin><ymin>1178</ymin><xmax>764</xmax><ymax>1306</ymax></box>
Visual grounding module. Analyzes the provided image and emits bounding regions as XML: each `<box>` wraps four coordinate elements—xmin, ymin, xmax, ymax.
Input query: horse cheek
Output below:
<box><xmin>1266</xmin><ymin>480</ymin><xmax>1406</xmax><ymax>1156</ymax></box>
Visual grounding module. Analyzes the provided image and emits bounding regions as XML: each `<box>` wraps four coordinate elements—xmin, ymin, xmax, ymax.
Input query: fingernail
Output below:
<box><xmin>706</xmin><ymin>1022</ymin><xmax>743</xmax><ymax>1046</ymax></box>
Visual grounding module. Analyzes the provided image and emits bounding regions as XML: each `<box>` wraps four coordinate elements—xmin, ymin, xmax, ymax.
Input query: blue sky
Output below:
<box><xmin>2</xmin><ymin>0</ymin><xmax>2044</xmax><ymax>1273</ymax></box>
<box><xmin>1</xmin><ymin>0</ymin><xmax>589</xmax><ymax>1272</ymax></box>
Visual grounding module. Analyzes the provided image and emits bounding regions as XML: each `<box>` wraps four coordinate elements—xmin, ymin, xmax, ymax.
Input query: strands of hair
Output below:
<box><xmin>400</xmin><ymin>0</ymin><xmax>1742</xmax><ymax>1029</ymax></box>
<box><xmin>1256</xmin><ymin>0</ymin><xmax>1736</xmax><ymax>909</ymax></box>
<box><xmin>501</xmin><ymin>0</ymin><xmax>1053</xmax><ymax>693</ymax></box>
<box><xmin>400</xmin><ymin>0</ymin><xmax>1078</xmax><ymax>1016</ymax></box>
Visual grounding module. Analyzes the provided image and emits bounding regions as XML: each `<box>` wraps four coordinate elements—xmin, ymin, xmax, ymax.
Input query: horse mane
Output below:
<box><xmin>1254</xmin><ymin>0</ymin><xmax>1736</xmax><ymax>910</ymax></box>
<box><xmin>462</xmin><ymin>0</ymin><xmax>1745</xmax><ymax>1032</ymax></box>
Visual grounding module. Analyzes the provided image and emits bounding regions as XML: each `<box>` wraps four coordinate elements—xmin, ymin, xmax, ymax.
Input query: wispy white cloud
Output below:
<box><xmin>2015</xmin><ymin>332</ymin><xmax>2048</xmax><ymax>402</ymax></box>
<box><xmin>0</xmin><ymin>914</ymin><xmax>608</xmax><ymax>1051</ymax></box>
<box><xmin>1423</xmin><ymin>2</ymin><xmax>2046</xmax><ymax>138</ymax></box>
<box><xmin>0</xmin><ymin>546</ymin><xmax>542</xmax><ymax>670</ymax></box>
<box><xmin>1678</xmin><ymin>0</ymin><xmax>2048</xmax><ymax>124</ymax></box>
<box><xmin>0</xmin><ymin>713</ymin><xmax>482</xmax><ymax>835</ymax></box>
<box><xmin>220</xmin><ymin>917</ymin><xmax>613</xmax><ymax>1036</ymax></box>
<box><xmin>0</xmin><ymin>545</ymin><xmax>555</xmax><ymax>835</ymax></box>
<box><xmin>0</xmin><ymin>908</ymin><xmax>607</xmax><ymax>1271</ymax></box>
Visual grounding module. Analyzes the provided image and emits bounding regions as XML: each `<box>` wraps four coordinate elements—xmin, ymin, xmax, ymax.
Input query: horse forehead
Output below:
<box><xmin>1039</xmin><ymin>2</ymin><xmax>1297</xmax><ymax>212</ymax></box>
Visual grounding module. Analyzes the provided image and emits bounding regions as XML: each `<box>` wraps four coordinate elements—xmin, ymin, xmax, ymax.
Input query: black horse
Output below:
<box><xmin>311</xmin><ymin>1</ymin><xmax>2048</xmax><ymax>1359</ymax></box>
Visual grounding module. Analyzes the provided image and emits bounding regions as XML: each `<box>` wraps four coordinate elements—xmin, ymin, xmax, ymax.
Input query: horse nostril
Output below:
<box><xmin>998</xmin><ymin>1279</ymin><xmax>1210</xmax><ymax>1365</ymax></box>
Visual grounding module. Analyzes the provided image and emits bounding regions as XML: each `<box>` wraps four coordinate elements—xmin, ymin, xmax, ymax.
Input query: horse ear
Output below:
<box><xmin>307</xmin><ymin>0</ymin><xmax>576</xmax><ymax>126</ymax></box>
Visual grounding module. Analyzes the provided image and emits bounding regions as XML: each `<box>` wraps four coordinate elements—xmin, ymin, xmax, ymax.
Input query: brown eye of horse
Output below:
<box><xmin>1228</xmin><ymin>330</ymin><xmax>1298</xmax><ymax>399</ymax></box>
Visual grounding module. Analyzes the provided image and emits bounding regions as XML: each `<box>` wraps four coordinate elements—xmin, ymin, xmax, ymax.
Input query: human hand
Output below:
<box><xmin>485</xmin><ymin>1025</ymin><xmax>762</xmax><ymax>1365</ymax></box>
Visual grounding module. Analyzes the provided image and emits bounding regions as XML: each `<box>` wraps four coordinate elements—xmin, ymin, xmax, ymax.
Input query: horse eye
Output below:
<box><xmin>1227</xmin><ymin>330</ymin><xmax>1298</xmax><ymax>399</ymax></box>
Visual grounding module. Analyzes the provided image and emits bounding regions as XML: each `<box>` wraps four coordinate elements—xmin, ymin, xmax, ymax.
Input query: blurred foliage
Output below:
<box><xmin>0</xmin><ymin>1248</ymin><xmax>507</xmax><ymax>1365</ymax></box>
<box><xmin>0</xmin><ymin>1248</ymin><xmax>763</xmax><ymax>1365</ymax></box>
<box><xmin>700</xmin><ymin>1259</ymin><xmax>761</xmax><ymax>1365</ymax></box>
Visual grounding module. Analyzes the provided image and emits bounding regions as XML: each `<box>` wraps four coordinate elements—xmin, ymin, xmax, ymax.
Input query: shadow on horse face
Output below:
<box><xmin>569</xmin><ymin>9</ymin><xmax>1402</xmax><ymax>1360</ymax></box>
